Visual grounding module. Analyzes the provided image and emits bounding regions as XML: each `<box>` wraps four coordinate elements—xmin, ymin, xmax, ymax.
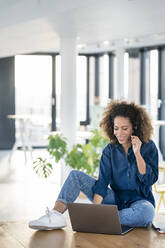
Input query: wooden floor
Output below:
<box><xmin>1</xmin><ymin>215</ymin><xmax>165</xmax><ymax>248</ymax></box>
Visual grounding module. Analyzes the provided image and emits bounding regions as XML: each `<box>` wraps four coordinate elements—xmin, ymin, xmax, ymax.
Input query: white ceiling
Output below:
<box><xmin>1</xmin><ymin>0</ymin><xmax>165</xmax><ymax>57</ymax></box>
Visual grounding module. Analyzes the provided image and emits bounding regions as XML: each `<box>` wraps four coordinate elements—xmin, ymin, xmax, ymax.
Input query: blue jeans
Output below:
<box><xmin>56</xmin><ymin>170</ymin><xmax>155</xmax><ymax>227</ymax></box>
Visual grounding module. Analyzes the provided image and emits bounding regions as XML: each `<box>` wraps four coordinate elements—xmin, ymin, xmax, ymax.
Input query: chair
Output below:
<box><xmin>153</xmin><ymin>184</ymin><xmax>165</xmax><ymax>213</ymax></box>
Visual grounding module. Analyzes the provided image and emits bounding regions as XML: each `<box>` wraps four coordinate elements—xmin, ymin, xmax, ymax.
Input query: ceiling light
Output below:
<box><xmin>134</xmin><ymin>38</ymin><xmax>139</xmax><ymax>42</ymax></box>
<box><xmin>124</xmin><ymin>38</ymin><xmax>130</xmax><ymax>44</ymax></box>
<box><xmin>102</xmin><ymin>40</ymin><xmax>110</xmax><ymax>46</ymax></box>
<box><xmin>152</xmin><ymin>32</ymin><xmax>165</xmax><ymax>39</ymax></box>
<box><xmin>77</xmin><ymin>44</ymin><xmax>86</xmax><ymax>49</ymax></box>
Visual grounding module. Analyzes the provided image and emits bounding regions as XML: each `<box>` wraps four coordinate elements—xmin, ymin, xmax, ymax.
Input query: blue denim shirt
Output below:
<box><xmin>92</xmin><ymin>140</ymin><xmax>158</xmax><ymax>210</ymax></box>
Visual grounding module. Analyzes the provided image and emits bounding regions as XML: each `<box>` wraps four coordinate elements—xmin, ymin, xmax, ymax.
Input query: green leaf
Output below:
<box><xmin>33</xmin><ymin>157</ymin><xmax>53</xmax><ymax>178</ymax></box>
<box><xmin>47</xmin><ymin>134</ymin><xmax>68</xmax><ymax>162</ymax></box>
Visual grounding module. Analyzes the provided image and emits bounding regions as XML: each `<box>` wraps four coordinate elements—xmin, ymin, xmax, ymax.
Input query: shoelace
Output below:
<box><xmin>46</xmin><ymin>207</ymin><xmax>51</xmax><ymax>223</ymax></box>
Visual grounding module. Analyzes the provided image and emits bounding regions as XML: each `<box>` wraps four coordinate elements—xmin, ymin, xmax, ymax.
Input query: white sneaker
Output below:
<box><xmin>28</xmin><ymin>207</ymin><xmax>67</xmax><ymax>230</ymax></box>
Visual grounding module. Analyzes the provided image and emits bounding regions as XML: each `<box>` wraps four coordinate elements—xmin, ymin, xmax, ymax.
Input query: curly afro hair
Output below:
<box><xmin>99</xmin><ymin>100</ymin><xmax>153</xmax><ymax>144</ymax></box>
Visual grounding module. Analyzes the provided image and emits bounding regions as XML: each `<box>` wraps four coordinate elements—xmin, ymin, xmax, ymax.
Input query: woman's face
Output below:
<box><xmin>114</xmin><ymin>116</ymin><xmax>133</xmax><ymax>146</ymax></box>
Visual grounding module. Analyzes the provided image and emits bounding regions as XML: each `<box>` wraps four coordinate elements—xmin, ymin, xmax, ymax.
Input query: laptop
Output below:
<box><xmin>67</xmin><ymin>203</ymin><xmax>133</xmax><ymax>235</ymax></box>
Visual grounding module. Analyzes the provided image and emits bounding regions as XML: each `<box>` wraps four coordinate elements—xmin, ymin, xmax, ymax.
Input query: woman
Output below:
<box><xmin>29</xmin><ymin>100</ymin><xmax>158</xmax><ymax>230</ymax></box>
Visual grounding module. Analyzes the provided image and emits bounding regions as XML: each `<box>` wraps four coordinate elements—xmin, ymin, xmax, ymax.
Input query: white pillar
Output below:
<box><xmin>60</xmin><ymin>37</ymin><xmax>77</xmax><ymax>184</ymax></box>
<box><xmin>115</xmin><ymin>47</ymin><xmax>125</xmax><ymax>99</ymax></box>
<box><xmin>60</xmin><ymin>37</ymin><xmax>77</xmax><ymax>147</ymax></box>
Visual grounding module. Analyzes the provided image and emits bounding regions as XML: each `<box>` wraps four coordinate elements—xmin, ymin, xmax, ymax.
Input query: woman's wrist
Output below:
<box><xmin>135</xmin><ymin>153</ymin><xmax>146</xmax><ymax>174</ymax></box>
<box><xmin>134</xmin><ymin>151</ymin><xmax>141</xmax><ymax>158</ymax></box>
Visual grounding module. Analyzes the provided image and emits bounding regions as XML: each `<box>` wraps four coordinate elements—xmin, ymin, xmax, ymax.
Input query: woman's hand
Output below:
<box><xmin>131</xmin><ymin>136</ymin><xmax>146</xmax><ymax>174</ymax></box>
<box><xmin>93</xmin><ymin>194</ymin><xmax>103</xmax><ymax>204</ymax></box>
<box><xmin>131</xmin><ymin>135</ymin><xmax>142</xmax><ymax>155</ymax></box>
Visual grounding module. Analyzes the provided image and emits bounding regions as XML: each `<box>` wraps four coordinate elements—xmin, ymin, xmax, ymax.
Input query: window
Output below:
<box><xmin>56</xmin><ymin>55</ymin><xmax>61</xmax><ymax>130</ymax></box>
<box><xmin>124</xmin><ymin>52</ymin><xmax>129</xmax><ymax>99</ymax></box>
<box><xmin>150</xmin><ymin>49</ymin><xmax>159</xmax><ymax>120</ymax></box>
<box><xmin>15</xmin><ymin>55</ymin><xmax>52</xmax><ymax>146</ymax></box>
<box><xmin>77</xmin><ymin>56</ymin><xmax>87</xmax><ymax>122</ymax></box>
<box><xmin>99</xmin><ymin>54</ymin><xmax>109</xmax><ymax>107</ymax></box>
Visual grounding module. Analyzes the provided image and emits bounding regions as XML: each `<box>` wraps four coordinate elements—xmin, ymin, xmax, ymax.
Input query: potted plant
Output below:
<box><xmin>33</xmin><ymin>129</ymin><xmax>109</xmax><ymax>178</ymax></box>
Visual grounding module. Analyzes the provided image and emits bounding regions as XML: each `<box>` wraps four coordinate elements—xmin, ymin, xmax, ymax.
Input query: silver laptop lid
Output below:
<box><xmin>67</xmin><ymin>203</ymin><xmax>123</xmax><ymax>235</ymax></box>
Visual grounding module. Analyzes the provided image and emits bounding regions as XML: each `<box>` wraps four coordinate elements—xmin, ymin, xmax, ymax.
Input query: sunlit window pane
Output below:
<box><xmin>113</xmin><ymin>56</ymin><xmax>117</xmax><ymax>99</ymax></box>
<box><xmin>89</xmin><ymin>56</ymin><xmax>95</xmax><ymax>107</ymax></box>
<box><xmin>124</xmin><ymin>52</ymin><xmax>129</xmax><ymax>99</ymax></box>
<box><xmin>99</xmin><ymin>54</ymin><xmax>109</xmax><ymax>107</ymax></box>
<box><xmin>150</xmin><ymin>49</ymin><xmax>158</xmax><ymax>120</ymax></box>
<box><xmin>56</xmin><ymin>55</ymin><xmax>61</xmax><ymax>130</ymax></box>
<box><xmin>77</xmin><ymin>56</ymin><xmax>87</xmax><ymax>122</ymax></box>
<box><xmin>15</xmin><ymin>55</ymin><xmax>52</xmax><ymax>146</ymax></box>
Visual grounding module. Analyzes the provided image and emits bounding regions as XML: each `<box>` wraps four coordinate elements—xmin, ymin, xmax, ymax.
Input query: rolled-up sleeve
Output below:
<box><xmin>92</xmin><ymin>145</ymin><xmax>111</xmax><ymax>198</ymax></box>
<box><xmin>137</xmin><ymin>141</ymin><xmax>158</xmax><ymax>186</ymax></box>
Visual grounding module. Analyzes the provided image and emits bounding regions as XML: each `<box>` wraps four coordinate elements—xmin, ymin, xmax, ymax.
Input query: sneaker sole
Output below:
<box><xmin>29</xmin><ymin>224</ymin><xmax>66</xmax><ymax>230</ymax></box>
